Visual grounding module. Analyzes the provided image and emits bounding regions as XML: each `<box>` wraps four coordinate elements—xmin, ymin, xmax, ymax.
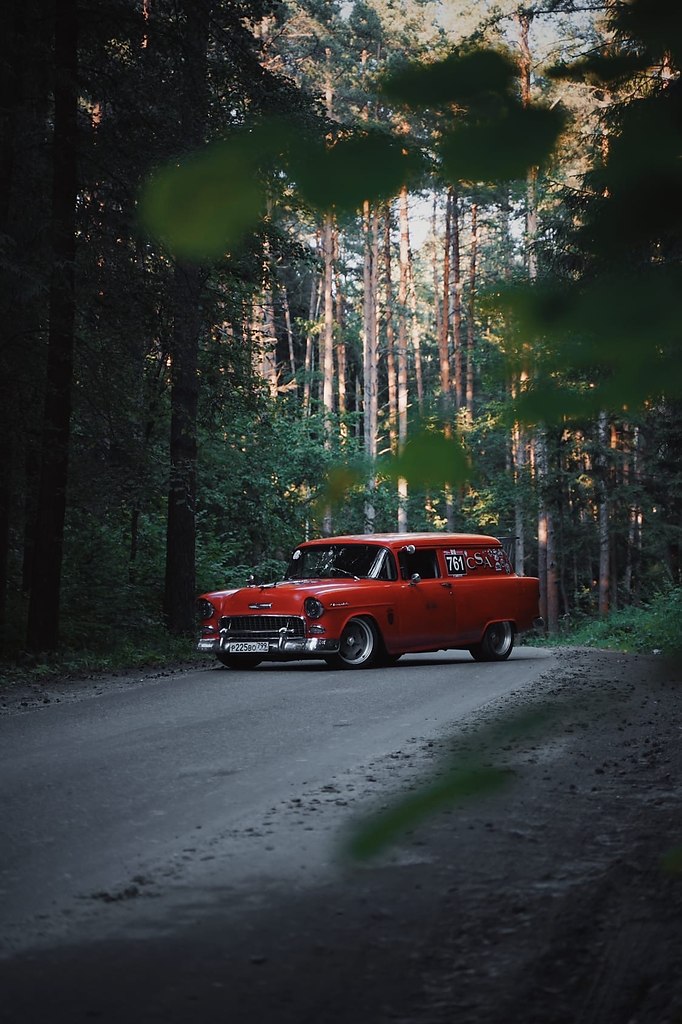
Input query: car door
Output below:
<box><xmin>396</xmin><ymin>547</ymin><xmax>456</xmax><ymax>649</ymax></box>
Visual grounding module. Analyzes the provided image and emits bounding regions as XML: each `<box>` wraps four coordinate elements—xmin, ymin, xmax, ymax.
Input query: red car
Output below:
<box><xmin>196</xmin><ymin>532</ymin><xmax>542</xmax><ymax>670</ymax></box>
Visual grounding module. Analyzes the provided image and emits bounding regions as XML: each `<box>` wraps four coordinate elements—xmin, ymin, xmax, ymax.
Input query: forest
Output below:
<box><xmin>1</xmin><ymin>0</ymin><xmax>681</xmax><ymax>660</ymax></box>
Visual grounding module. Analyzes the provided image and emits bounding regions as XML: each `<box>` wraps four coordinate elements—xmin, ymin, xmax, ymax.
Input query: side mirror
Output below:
<box><xmin>409</xmin><ymin>573</ymin><xmax>421</xmax><ymax>586</ymax></box>
<box><xmin>402</xmin><ymin>543</ymin><xmax>416</xmax><ymax>554</ymax></box>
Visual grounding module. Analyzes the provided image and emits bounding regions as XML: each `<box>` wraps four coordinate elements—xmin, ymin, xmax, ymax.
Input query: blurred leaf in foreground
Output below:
<box><xmin>438</xmin><ymin>101</ymin><xmax>567</xmax><ymax>184</ymax></box>
<box><xmin>661</xmin><ymin>845</ymin><xmax>682</xmax><ymax>876</ymax></box>
<box><xmin>491</xmin><ymin>268</ymin><xmax>682</xmax><ymax>419</ymax></box>
<box><xmin>348</xmin><ymin>766</ymin><xmax>510</xmax><ymax>859</ymax></box>
<box><xmin>380</xmin><ymin>49</ymin><xmax>517</xmax><ymax>107</ymax></box>
<box><xmin>346</xmin><ymin>704</ymin><xmax>562</xmax><ymax>860</ymax></box>
<box><xmin>380</xmin><ymin>428</ymin><xmax>471</xmax><ymax>489</ymax></box>
<box><xmin>289</xmin><ymin>130</ymin><xmax>424</xmax><ymax>214</ymax></box>
<box><xmin>139</xmin><ymin>122</ymin><xmax>288</xmax><ymax>258</ymax></box>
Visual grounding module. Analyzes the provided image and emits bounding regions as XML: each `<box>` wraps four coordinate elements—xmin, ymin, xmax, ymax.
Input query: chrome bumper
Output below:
<box><xmin>197</xmin><ymin>636</ymin><xmax>340</xmax><ymax>655</ymax></box>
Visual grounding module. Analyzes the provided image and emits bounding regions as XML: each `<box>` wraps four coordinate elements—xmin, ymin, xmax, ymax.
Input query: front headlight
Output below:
<box><xmin>304</xmin><ymin>597</ymin><xmax>324</xmax><ymax>619</ymax></box>
<box><xmin>196</xmin><ymin>598</ymin><xmax>216</xmax><ymax>621</ymax></box>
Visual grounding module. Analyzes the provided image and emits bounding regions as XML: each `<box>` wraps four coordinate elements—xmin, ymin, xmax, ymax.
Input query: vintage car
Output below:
<box><xmin>196</xmin><ymin>532</ymin><xmax>542</xmax><ymax>670</ymax></box>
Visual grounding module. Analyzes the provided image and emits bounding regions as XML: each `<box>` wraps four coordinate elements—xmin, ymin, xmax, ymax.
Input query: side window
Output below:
<box><xmin>399</xmin><ymin>548</ymin><xmax>440</xmax><ymax>580</ymax></box>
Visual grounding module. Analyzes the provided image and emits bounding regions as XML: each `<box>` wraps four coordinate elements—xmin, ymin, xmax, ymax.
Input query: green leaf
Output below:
<box><xmin>347</xmin><ymin>766</ymin><xmax>510</xmax><ymax>859</ymax></box>
<box><xmin>140</xmin><ymin>119</ymin><xmax>292</xmax><ymax>258</ymax></box>
<box><xmin>289</xmin><ymin>131</ymin><xmax>424</xmax><ymax>213</ymax></box>
<box><xmin>439</xmin><ymin>101</ymin><xmax>566</xmax><ymax>183</ymax></box>
<box><xmin>381</xmin><ymin>49</ymin><xmax>517</xmax><ymax>107</ymax></box>
<box><xmin>548</xmin><ymin>52</ymin><xmax>649</xmax><ymax>86</ymax></box>
<box><xmin>381</xmin><ymin>429</ymin><xmax>470</xmax><ymax>488</ymax></box>
<box><xmin>313</xmin><ymin>463</ymin><xmax>366</xmax><ymax>515</ymax></box>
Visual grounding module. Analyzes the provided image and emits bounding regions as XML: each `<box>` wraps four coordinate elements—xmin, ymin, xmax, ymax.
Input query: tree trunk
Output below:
<box><xmin>597</xmin><ymin>411</ymin><xmax>610</xmax><ymax>616</ymax></box>
<box><xmin>536</xmin><ymin>428</ymin><xmax>560</xmax><ymax>634</ymax></box>
<box><xmin>163</xmin><ymin>261</ymin><xmax>203</xmax><ymax>633</ymax></box>
<box><xmin>384</xmin><ymin>210</ymin><xmax>397</xmax><ymax>452</ymax></box>
<box><xmin>281</xmin><ymin>285</ymin><xmax>297</xmax><ymax>383</ymax></box>
<box><xmin>162</xmin><ymin>0</ymin><xmax>210</xmax><ymax>635</ymax></box>
<box><xmin>27</xmin><ymin>0</ymin><xmax>78</xmax><ymax>651</ymax></box>
<box><xmin>451</xmin><ymin>188</ymin><xmax>463</xmax><ymax>412</ymax></box>
<box><xmin>362</xmin><ymin>200</ymin><xmax>379</xmax><ymax>531</ymax></box>
<box><xmin>397</xmin><ymin>187</ymin><xmax>410</xmax><ymax>531</ymax></box>
<box><xmin>302</xmin><ymin>274</ymin><xmax>318</xmax><ymax>415</ymax></box>
<box><xmin>322</xmin><ymin>211</ymin><xmax>335</xmax><ymax>424</ymax></box>
<box><xmin>439</xmin><ymin>188</ymin><xmax>452</xmax><ymax>412</ymax></box>
<box><xmin>333</xmin><ymin>227</ymin><xmax>347</xmax><ymax>431</ymax></box>
<box><xmin>465</xmin><ymin>202</ymin><xmax>478</xmax><ymax>423</ymax></box>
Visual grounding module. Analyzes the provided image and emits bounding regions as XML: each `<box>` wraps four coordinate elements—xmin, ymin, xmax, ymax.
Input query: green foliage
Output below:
<box><xmin>380</xmin><ymin>48</ymin><xmax>518</xmax><ymax>105</ymax></box>
<box><xmin>548</xmin><ymin>588</ymin><xmax>682</xmax><ymax>657</ymax></box>
<box><xmin>439</xmin><ymin>101</ymin><xmax>566</xmax><ymax>183</ymax></box>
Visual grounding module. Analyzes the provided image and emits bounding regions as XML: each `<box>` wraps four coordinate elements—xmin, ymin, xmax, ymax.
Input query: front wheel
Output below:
<box><xmin>469</xmin><ymin>621</ymin><xmax>514</xmax><ymax>662</ymax></box>
<box><xmin>328</xmin><ymin>617</ymin><xmax>380</xmax><ymax>669</ymax></box>
<box><xmin>217</xmin><ymin>653</ymin><xmax>263</xmax><ymax>669</ymax></box>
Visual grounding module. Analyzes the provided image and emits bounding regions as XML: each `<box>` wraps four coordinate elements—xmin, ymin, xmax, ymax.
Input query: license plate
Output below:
<box><xmin>227</xmin><ymin>641</ymin><xmax>269</xmax><ymax>654</ymax></box>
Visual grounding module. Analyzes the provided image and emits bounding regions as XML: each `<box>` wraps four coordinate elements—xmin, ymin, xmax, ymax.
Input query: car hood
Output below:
<box><xmin>205</xmin><ymin>578</ymin><xmax>384</xmax><ymax>613</ymax></box>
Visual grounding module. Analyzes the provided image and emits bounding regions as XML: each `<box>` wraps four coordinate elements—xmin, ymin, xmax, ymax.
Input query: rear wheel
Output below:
<box><xmin>469</xmin><ymin>621</ymin><xmax>514</xmax><ymax>662</ymax></box>
<box><xmin>328</xmin><ymin>617</ymin><xmax>380</xmax><ymax>669</ymax></box>
<box><xmin>217</xmin><ymin>653</ymin><xmax>263</xmax><ymax>669</ymax></box>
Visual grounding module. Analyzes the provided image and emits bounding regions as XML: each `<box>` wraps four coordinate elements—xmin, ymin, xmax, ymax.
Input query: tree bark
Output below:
<box><xmin>597</xmin><ymin>410</ymin><xmax>610</xmax><ymax>616</ymax></box>
<box><xmin>383</xmin><ymin>210</ymin><xmax>397</xmax><ymax>452</ymax></box>
<box><xmin>397</xmin><ymin>187</ymin><xmax>411</xmax><ymax>531</ymax></box>
<box><xmin>465</xmin><ymin>202</ymin><xmax>478</xmax><ymax>423</ymax></box>
<box><xmin>362</xmin><ymin>200</ymin><xmax>379</xmax><ymax>532</ymax></box>
<box><xmin>162</xmin><ymin>0</ymin><xmax>210</xmax><ymax>635</ymax></box>
<box><xmin>27</xmin><ymin>0</ymin><xmax>78</xmax><ymax>651</ymax></box>
<box><xmin>451</xmin><ymin>188</ymin><xmax>463</xmax><ymax>412</ymax></box>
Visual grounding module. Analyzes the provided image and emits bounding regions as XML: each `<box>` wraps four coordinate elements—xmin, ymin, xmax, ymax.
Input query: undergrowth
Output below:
<box><xmin>542</xmin><ymin>586</ymin><xmax>682</xmax><ymax>656</ymax></box>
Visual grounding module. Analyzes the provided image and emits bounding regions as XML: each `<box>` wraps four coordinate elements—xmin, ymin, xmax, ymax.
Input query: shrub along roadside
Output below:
<box><xmin>540</xmin><ymin>587</ymin><xmax>682</xmax><ymax>657</ymax></box>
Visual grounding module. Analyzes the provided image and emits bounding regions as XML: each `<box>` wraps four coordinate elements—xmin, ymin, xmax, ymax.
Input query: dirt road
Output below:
<box><xmin>1</xmin><ymin>647</ymin><xmax>681</xmax><ymax>1023</ymax></box>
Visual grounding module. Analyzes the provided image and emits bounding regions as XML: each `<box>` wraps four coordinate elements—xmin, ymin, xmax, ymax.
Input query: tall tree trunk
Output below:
<box><xmin>624</xmin><ymin>425</ymin><xmax>642</xmax><ymax>600</ymax></box>
<box><xmin>321</xmin><ymin>211</ymin><xmax>335</xmax><ymax>425</ymax></box>
<box><xmin>27</xmin><ymin>0</ymin><xmax>78</xmax><ymax>651</ymax></box>
<box><xmin>451</xmin><ymin>188</ymin><xmax>463</xmax><ymax>412</ymax></box>
<box><xmin>432</xmin><ymin>197</ymin><xmax>442</xmax><ymax>353</ymax></box>
<box><xmin>465</xmin><ymin>202</ymin><xmax>478</xmax><ymax>423</ymax></box>
<box><xmin>439</xmin><ymin>188</ymin><xmax>452</xmax><ymax>413</ymax></box>
<box><xmin>441</xmin><ymin>189</ymin><xmax>455</xmax><ymax>528</ymax></box>
<box><xmin>0</xmin><ymin>2</ymin><xmax>24</xmax><ymax>643</ymax></box>
<box><xmin>162</xmin><ymin>0</ymin><xmax>210</xmax><ymax>634</ymax></box>
<box><xmin>302</xmin><ymin>274</ymin><xmax>318</xmax><ymax>415</ymax></box>
<box><xmin>536</xmin><ymin>429</ymin><xmax>559</xmax><ymax>633</ymax></box>
<box><xmin>597</xmin><ymin>410</ymin><xmax>610</xmax><ymax>616</ymax></box>
<box><xmin>397</xmin><ymin>187</ymin><xmax>411</xmax><ymax>531</ymax></box>
<box><xmin>333</xmin><ymin>227</ymin><xmax>347</xmax><ymax>432</ymax></box>
<box><xmin>163</xmin><ymin>262</ymin><xmax>203</xmax><ymax>632</ymax></box>
<box><xmin>281</xmin><ymin>285</ymin><xmax>297</xmax><ymax>383</ymax></box>
<box><xmin>384</xmin><ymin>210</ymin><xmax>397</xmax><ymax>452</ymax></box>
<box><xmin>362</xmin><ymin>200</ymin><xmax>379</xmax><ymax>531</ymax></box>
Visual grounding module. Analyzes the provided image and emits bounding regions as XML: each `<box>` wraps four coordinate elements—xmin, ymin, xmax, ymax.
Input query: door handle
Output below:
<box><xmin>440</xmin><ymin>582</ymin><xmax>452</xmax><ymax>589</ymax></box>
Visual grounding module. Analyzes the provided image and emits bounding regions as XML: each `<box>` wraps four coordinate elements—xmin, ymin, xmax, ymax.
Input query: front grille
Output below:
<box><xmin>219</xmin><ymin>615</ymin><xmax>305</xmax><ymax>641</ymax></box>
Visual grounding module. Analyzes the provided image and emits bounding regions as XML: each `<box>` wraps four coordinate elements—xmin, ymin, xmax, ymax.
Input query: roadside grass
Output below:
<box><xmin>0</xmin><ymin>630</ymin><xmax>201</xmax><ymax>690</ymax></box>
<box><xmin>534</xmin><ymin>586</ymin><xmax>682</xmax><ymax>657</ymax></box>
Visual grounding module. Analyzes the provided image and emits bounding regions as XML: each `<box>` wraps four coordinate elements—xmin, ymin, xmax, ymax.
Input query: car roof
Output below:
<box><xmin>297</xmin><ymin>532</ymin><xmax>501</xmax><ymax>548</ymax></box>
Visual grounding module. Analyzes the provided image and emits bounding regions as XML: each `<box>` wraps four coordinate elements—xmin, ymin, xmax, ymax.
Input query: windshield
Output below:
<box><xmin>285</xmin><ymin>544</ymin><xmax>396</xmax><ymax>581</ymax></box>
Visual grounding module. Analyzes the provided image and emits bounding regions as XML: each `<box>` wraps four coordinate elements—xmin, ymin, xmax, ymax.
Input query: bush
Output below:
<box><xmin>551</xmin><ymin>587</ymin><xmax>682</xmax><ymax>656</ymax></box>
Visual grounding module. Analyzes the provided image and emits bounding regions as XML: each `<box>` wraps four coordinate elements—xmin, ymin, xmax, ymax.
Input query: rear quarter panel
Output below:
<box><xmin>453</xmin><ymin>574</ymin><xmax>540</xmax><ymax>644</ymax></box>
